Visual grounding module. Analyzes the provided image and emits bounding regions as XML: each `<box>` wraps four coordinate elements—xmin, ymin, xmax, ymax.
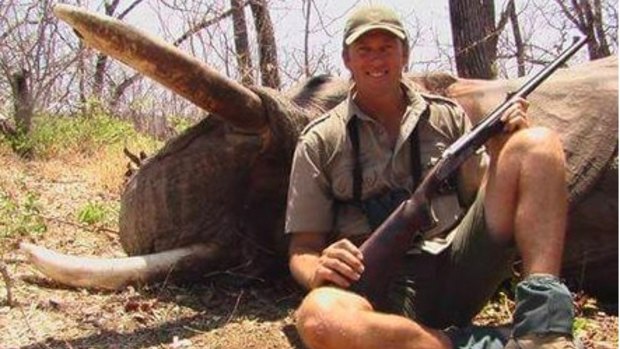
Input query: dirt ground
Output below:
<box><xmin>0</xmin><ymin>151</ymin><xmax>617</xmax><ymax>349</ymax></box>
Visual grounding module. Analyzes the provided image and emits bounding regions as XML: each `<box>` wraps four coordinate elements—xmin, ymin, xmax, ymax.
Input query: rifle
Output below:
<box><xmin>349</xmin><ymin>36</ymin><xmax>588</xmax><ymax>309</ymax></box>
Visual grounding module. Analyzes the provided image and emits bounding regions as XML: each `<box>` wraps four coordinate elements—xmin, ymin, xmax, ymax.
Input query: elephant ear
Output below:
<box><xmin>53</xmin><ymin>4</ymin><xmax>267</xmax><ymax>133</ymax></box>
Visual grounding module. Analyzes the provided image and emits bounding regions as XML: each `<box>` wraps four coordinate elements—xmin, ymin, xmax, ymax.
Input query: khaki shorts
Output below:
<box><xmin>384</xmin><ymin>188</ymin><xmax>517</xmax><ymax>329</ymax></box>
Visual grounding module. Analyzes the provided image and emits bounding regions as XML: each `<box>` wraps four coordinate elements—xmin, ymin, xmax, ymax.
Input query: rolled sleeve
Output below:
<box><xmin>285</xmin><ymin>139</ymin><xmax>334</xmax><ymax>234</ymax></box>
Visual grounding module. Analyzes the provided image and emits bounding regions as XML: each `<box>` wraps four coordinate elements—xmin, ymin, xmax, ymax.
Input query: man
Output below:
<box><xmin>285</xmin><ymin>5</ymin><xmax>576</xmax><ymax>349</ymax></box>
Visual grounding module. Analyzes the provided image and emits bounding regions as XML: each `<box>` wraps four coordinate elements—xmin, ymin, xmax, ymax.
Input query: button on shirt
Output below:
<box><xmin>285</xmin><ymin>81</ymin><xmax>486</xmax><ymax>254</ymax></box>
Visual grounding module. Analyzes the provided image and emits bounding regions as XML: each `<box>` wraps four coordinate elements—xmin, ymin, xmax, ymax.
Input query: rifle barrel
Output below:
<box><xmin>437</xmin><ymin>36</ymin><xmax>588</xmax><ymax>181</ymax></box>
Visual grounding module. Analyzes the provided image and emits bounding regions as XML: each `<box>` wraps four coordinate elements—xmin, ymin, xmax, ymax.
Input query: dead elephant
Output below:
<box><xmin>21</xmin><ymin>5</ymin><xmax>618</xmax><ymax>301</ymax></box>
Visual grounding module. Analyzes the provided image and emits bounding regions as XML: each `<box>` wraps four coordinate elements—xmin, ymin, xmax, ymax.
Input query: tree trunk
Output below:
<box><xmin>0</xmin><ymin>112</ymin><xmax>16</xmax><ymax>137</ymax></box>
<box><xmin>77</xmin><ymin>41</ymin><xmax>88</xmax><ymax>115</ymax></box>
<box><xmin>555</xmin><ymin>0</ymin><xmax>612</xmax><ymax>60</ymax></box>
<box><xmin>92</xmin><ymin>54</ymin><xmax>108</xmax><ymax>102</ymax></box>
<box><xmin>250</xmin><ymin>0</ymin><xmax>281</xmax><ymax>89</ymax></box>
<box><xmin>303</xmin><ymin>0</ymin><xmax>312</xmax><ymax>77</ymax></box>
<box><xmin>508</xmin><ymin>0</ymin><xmax>526</xmax><ymax>77</ymax></box>
<box><xmin>579</xmin><ymin>0</ymin><xmax>605</xmax><ymax>59</ymax></box>
<box><xmin>110</xmin><ymin>74</ymin><xmax>142</xmax><ymax>112</ymax></box>
<box><xmin>10</xmin><ymin>69</ymin><xmax>33</xmax><ymax>134</ymax></box>
<box><xmin>449</xmin><ymin>0</ymin><xmax>498</xmax><ymax>79</ymax></box>
<box><xmin>591</xmin><ymin>0</ymin><xmax>611</xmax><ymax>57</ymax></box>
<box><xmin>92</xmin><ymin>0</ymin><xmax>121</xmax><ymax>101</ymax></box>
<box><xmin>91</xmin><ymin>0</ymin><xmax>145</xmax><ymax>109</ymax></box>
<box><xmin>231</xmin><ymin>0</ymin><xmax>254</xmax><ymax>85</ymax></box>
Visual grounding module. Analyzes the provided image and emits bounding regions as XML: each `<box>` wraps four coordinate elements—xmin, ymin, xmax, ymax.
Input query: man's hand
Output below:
<box><xmin>486</xmin><ymin>97</ymin><xmax>530</xmax><ymax>156</ymax></box>
<box><xmin>310</xmin><ymin>238</ymin><xmax>365</xmax><ymax>289</ymax></box>
<box><xmin>501</xmin><ymin>97</ymin><xmax>530</xmax><ymax>133</ymax></box>
<box><xmin>288</xmin><ymin>233</ymin><xmax>365</xmax><ymax>290</ymax></box>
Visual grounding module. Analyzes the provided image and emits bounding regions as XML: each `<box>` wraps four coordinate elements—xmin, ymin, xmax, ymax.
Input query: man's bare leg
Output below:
<box><xmin>484</xmin><ymin>126</ymin><xmax>575</xmax><ymax>347</ymax></box>
<box><xmin>296</xmin><ymin>287</ymin><xmax>451</xmax><ymax>349</ymax></box>
<box><xmin>484</xmin><ymin>126</ymin><xmax>567</xmax><ymax>276</ymax></box>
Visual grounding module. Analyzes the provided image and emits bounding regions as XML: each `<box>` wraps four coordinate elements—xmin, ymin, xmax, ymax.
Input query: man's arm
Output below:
<box><xmin>289</xmin><ymin>232</ymin><xmax>365</xmax><ymax>290</ymax></box>
<box><xmin>449</xmin><ymin>105</ymin><xmax>487</xmax><ymax>206</ymax></box>
<box><xmin>484</xmin><ymin>98</ymin><xmax>530</xmax><ymax>159</ymax></box>
<box><xmin>454</xmin><ymin>100</ymin><xmax>529</xmax><ymax>205</ymax></box>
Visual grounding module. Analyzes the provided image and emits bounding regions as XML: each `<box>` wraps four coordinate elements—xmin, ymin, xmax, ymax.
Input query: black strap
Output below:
<box><xmin>347</xmin><ymin>114</ymin><xmax>363</xmax><ymax>203</ymax></box>
<box><xmin>348</xmin><ymin>106</ymin><xmax>428</xmax><ymax>202</ymax></box>
<box><xmin>411</xmin><ymin>107</ymin><xmax>429</xmax><ymax>187</ymax></box>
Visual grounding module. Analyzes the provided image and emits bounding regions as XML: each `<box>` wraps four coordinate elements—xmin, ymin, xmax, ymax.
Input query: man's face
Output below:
<box><xmin>343</xmin><ymin>30</ymin><xmax>408</xmax><ymax>91</ymax></box>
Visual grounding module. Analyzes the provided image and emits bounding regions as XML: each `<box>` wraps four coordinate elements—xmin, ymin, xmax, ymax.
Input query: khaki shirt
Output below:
<box><xmin>285</xmin><ymin>82</ymin><xmax>487</xmax><ymax>254</ymax></box>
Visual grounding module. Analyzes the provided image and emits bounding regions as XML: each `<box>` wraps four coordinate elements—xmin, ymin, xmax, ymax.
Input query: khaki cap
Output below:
<box><xmin>343</xmin><ymin>5</ymin><xmax>408</xmax><ymax>46</ymax></box>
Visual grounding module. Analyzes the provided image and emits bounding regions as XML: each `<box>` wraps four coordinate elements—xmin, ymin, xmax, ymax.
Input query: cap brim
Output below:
<box><xmin>345</xmin><ymin>24</ymin><xmax>406</xmax><ymax>46</ymax></box>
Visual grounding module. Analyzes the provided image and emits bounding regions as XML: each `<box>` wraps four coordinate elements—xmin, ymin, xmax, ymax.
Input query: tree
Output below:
<box><xmin>0</xmin><ymin>0</ymin><xmax>77</xmax><ymax>133</ymax></box>
<box><xmin>250</xmin><ymin>0</ymin><xmax>281</xmax><ymax>89</ymax></box>
<box><xmin>231</xmin><ymin>0</ymin><xmax>254</xmax><ymax>85</ymax></box>
<box><xmin>90</xmin><ymin>0</ymin><xmax>146</xmax><ymax>108</ymax></box>
<box><xmin>507</xmin><ymin>0</ymin><xmax>526</xmax><ymax>77</ymax></box>
<box><xmin>553</xmin><ymin>0</ymin><xmax>613</xmax><ymax>59</ymax></box>
<box><xmin>449</xmin><ymin>0</ymin><xmax>510</xmax><ymax>79</ymax></box>
<box><xmin>10</xmin><ymin>69</ymin><xmax>33</xmax><ymax>133</ymax></box>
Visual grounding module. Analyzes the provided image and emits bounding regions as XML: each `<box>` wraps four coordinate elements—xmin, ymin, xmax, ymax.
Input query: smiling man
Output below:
<box><xmin>285</xmin><ymin>5</ymin><xmax>576</xmax><ymax>349</ymax></box>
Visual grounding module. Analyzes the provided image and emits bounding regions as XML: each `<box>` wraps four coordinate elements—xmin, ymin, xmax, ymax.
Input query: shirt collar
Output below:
<box><xmin>398</xmin><ymin>81</ymin><xmax>428</xmax><ymax>148</ymax></box>
<box><xmin>344</xmin><ymin>80</ymin><xmax>428</xmax><ymax>148</ymax></box>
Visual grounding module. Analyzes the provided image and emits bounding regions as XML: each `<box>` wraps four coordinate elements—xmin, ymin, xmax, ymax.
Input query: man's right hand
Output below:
<box><xmin>311</xmin><ymin>238</ymin><xmax>365</xmax><ymax>289</ymax></box>
<box><xmin>289</xmin><ymin>233</ymin><xmax>365</xmax><ymax>290</ymax></box>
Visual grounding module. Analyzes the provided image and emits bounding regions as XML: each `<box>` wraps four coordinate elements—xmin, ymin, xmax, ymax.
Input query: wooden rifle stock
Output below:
<box><xmin>349</xmin><ymin>36</ymin><xmax>588</xmax><ymax>309</ymax></box>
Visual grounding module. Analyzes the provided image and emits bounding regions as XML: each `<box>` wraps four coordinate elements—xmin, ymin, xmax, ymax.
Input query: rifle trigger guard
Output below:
<box><xmin>419</xmin><ymin>201</ymin><xmax>439</xmax><ymax>233</ymax></box>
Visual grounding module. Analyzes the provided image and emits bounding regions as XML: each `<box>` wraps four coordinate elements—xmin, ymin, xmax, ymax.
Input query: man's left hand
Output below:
<box><xmin>501</xmin><ymin>97</ymin><xmax>530</xmax><ymax>133</ymax></box>
<box><xmin>486</xmin><ymin>97</ymin><xmax>530</xmax><ymax>156</ymax></box>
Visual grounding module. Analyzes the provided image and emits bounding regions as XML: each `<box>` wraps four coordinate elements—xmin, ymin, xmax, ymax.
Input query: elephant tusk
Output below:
<box><xmin>20</xmin><ymin>242</ymin><xmax>220</xmax><ymax>290</ymax></box>
<box><xmin>53</xmin><ymin>4</ymin><xmax>267</xmax><ymax>133</ymax></box>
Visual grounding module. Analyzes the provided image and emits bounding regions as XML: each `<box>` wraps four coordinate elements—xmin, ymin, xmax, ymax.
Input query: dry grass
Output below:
<box><xmin>0</xmin><ymin>148</ymin><xmax>617</xmax><ymax>349</ymax></box>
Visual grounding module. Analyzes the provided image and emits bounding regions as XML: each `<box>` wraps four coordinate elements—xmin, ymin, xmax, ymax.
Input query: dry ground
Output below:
<box><xmin>0</xmin><ymin>149</ymin><xmax>617</xmax><ymax>349</ymax></box>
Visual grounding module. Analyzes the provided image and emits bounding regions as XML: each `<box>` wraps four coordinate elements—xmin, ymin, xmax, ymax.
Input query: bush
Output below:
<box><xmin>29</xmin><ymin>112</ymin><xmax>161</xmax><ymax>159</ymax></box>
<box><xmin>0</xmin><ymin>190</ymin><xmax>47</xmax><ymax>239</ymax></box>
<box><xmin>77</xmin><ymin>201</ymin><xmax>119</xmax><ymax>227</ymax></box>
<box><xmin>0</xmin><ymin>110</ymin><xmax>162</xmax><ymax>160</ymax></box>
<box><xmin>0</xmin><ymin>111</ymin><xmax>164</xmax><ymax>193</ymax></box>
<box><xmin>0</xmin><ymin>130</ymin><xmax>34</xmax><ymax>158</ymax></box>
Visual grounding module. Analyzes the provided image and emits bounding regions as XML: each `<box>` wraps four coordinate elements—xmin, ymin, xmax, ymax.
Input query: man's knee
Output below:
<box><xmin>503</xmin><ymin>127</ymin><xmax>565</xmax><ymax>167</ymax></box>
<box><xmin>295</xmin><ymin>287</ymin><xmax>371</xmax><ymax>348</ymax></box>
<box><xmin>295</xmin><ymin>289</ymin><xmax>333</xmax><ymax>348</ymax></box>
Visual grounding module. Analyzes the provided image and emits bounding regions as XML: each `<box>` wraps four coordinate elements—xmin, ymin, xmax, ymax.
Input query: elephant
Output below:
<box><xmin>21</xmin><ymin>5</ymin><xmax>618</xmax><ymax>301</ymax></box>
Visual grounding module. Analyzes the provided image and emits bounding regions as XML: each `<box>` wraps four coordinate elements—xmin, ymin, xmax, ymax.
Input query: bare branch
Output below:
<box><xmin>0</xmin><ymin>261</ymin><xmax>13</xmax><ymax>307</ymax></box>
<box><xmin>104</xmin><ymin>0</ymin><xmax>122</xmax><ymax>16</ymax></box>
<box><xmin>507</xmin><ymin>0</ymin><xmax>526</xmax><ymax>76</ymax></box>
<box><xmin>554</xmin><ymin>0</ymin><xmax>584</xmax><ymax>30</ymax></box>
<box><xmin>172</xmin><ymin>8</ymin><xmax>235</xmax><ymax>47</ymax></box>
<box><xmin>117</xmin><ymin>0</ymin><xmax>146</xmax><ymax>20</ymax></box>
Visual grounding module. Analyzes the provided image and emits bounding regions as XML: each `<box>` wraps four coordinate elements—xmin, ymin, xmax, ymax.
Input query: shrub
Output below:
<box><xmin>76</xmin><ymin>201</ymin><xmax>120</xmax><ymax>228</ymax></box>
<box><xmin>0</xmin><ymin>190</ymin><xmax>47</xmax><ymax>239</ymax></box>
<box><xmin>29</xmin><ymin>112</ymin><xmax>161</xmax><ymax>159</ymax></box>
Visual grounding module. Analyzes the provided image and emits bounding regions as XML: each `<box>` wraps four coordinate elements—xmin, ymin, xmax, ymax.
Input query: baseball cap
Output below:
<box><xmin>343</xmin><ymin>5</ymin><xmax>408</xmax><ymax>46</ymax></box>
